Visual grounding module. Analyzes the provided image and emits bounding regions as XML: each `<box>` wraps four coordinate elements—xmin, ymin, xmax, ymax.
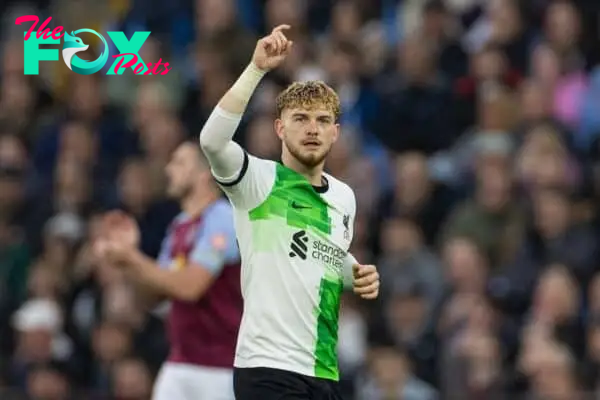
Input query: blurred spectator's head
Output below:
<box><xmin>12</xmin><ymin>299</ymin><xmax>62</xmax><ymax>363</ymax></box>
<box><xmin>92</xmin><ymin>320</ymin><xmax>132</xmax><ymax>364</ymax></box>
<box><xmin>532</xmin><ymin>188</ymin><xmax>571</xmax><ymax>239</ymax></box>
<box><xmin>102</xmin><ymin>283</ymin><xmax>139</xmax><ymax>326</ymax></box>
<box><xmin>67</xmin><ymin>75</ymin><xmax>102</xmax><ymax>121</ymax></box>
<box><xmin>53</xmin><ymin>157</ymin><xmax>92</xmax><ymax>212</ymax></box>
<box><xmin>532</xmin><ymin>266</ymin><xmax>579</xmax><ymax>324</ymax></box>
<box><xmin>544</xmin><ymin>1</ymin><xmax>581</xmax><ymax>54</ymax></box>
<box><xmin>200</xmin><ymin>65</ymin><xmax>235</xmax><ymax>110</ymax></box>
<box><xmin>139</xmin><ymin>113</ymin><xmax>184</xmax><ymax>163</ymax></box>
<box><xmin>466</xmin><ymin>295</ymin><xmax>497</xmax><ymax>332</ymax></box>
<box><xmin>358</xmin><ymin>24</ymin><xmax>387</xmax><ymax>76</ymax></box>
<box><xmin>422</xmin><ymin>0</ymin><xmax>451</xmax><ymax>40</ymax></box>
<box><xmin>459</xmin><ymin>330</ymin><xmax>502</xmax><ymax>386</ymax></box>
<box><xmin>472</xmin><ymin>132</ymin><xmax>513</xmax><ymax>178</ymax></box>
<box><xmin>196</xmin><ymin>0</ymin><xmax>236</xmax><ymax>37</ymax></box>
<box><xmin>2</xmin><ymin>39</ymin><xmax>25</xmax><ymax>75</ymax></box>
<box><xmin>345</xmin><ymin>156</ymin><xmax>379</xmax><ymax>214</ymax></box>
<box><xmin>58</xmin><ymin>120</ymin><xmax>97</xmax><ymax>166</ymax></box>
<box><xmin>367</xmin><ymin>346</ymin><xmax>411</xmax><ymax>391</ymax></box>
<box><xmin>531</xmin><ymin>43</ymin><xmax>561</xmax><ymax>85</ymax></box>
<box><xmin>118</xmin><ymin>158</ymin><xmax>153</xmax><ymax>214</ymax></box>
<box><xmin>474</xmin><ymin>159</ymin><xmax>512</xmax><ymax>212</ymax></box>
<box><xmin>0</xmin><ymin>75</ymin><xmax>35</xmax><ymax>118</ymax></box>
<box><xmin>487</xmin><ymin>0</ymin><xmax>524</xmax><ymax>43</ymax></box>
<box><xmin>165</xmin><ymin>141</ymin><xmax>216</xmax><ymax>201</ymax></box>
<box><xmin>386</xmin><ymin>284</ymin><xmax>428</xmax><ymax>342</ymax></box>
<box><xmin>195</xmin><ymin>38</ymin><xmax>229</xmax><ymax>79</ymax></box>
<box><xmin>478</xmin><ymin>84</ymin><xmax>519</xmax><ymax>131</ymax></box>
<box><xmin>442</xmin><ymin>237</ymin><xmax>488</xmax><ymax>293</ymax></box>
<box><xmin>265</xmin><ymin>0</ymin><xmax>306</xmax><ymax>32</ymax></box>
<box><xmin>138</xmin><ymin>36</ymin><xmax>161</xmax><ymax>71</ymax></box>
<box><xmin>394</xmin><ymin>152</ymin><xmax>431</xmax><ymax>211</ymax></box>
<box><xmin>133</xmin><ymin>81</ymin><xmax>175</xmax><ymax>130</ymax></box>
<box><xmin>380</xmin><ymin>217</ymin><xmax>422</xmax><ymax>258</ymax></box>
<box><xmin>520</xmin><ymin>79</ymin><xmax>553</xmax><ymax>122</ymax></box>
<box><xmin>27</xmin><ymin>263</ymin><xmax>64</xmax><ymax>300</ymax></box>
<box><xmin>26</xmin><ymin>364</ymin><xmax>70</xmax><ymax>400</ymax></box>
<box><xmin>0</xmin><ymin>132</ymin><xmax>27</xmax><ymax>169</ymax></box>
<box><xmin>330</xmin><ymin>0</ymin><xmax>363</xmax><ymax>41</ymax></box>
<box><xmin>471</xmin><ymin>44</ymin><xmax>508</xmax><ymax>81</ymax></box>
<box><xmin>516</xmin><ymin>124</ymin><xmax>570</xmax><ymax>190</ymax></box>
<box><xmin>0</xmin><ymin>165</ymin><xmax>25</xmax><ymax>216</ymax></box>
<box><xmin>111</xmin><ymin>358</ymin><xmax>152</xmax><ymax>400</ymax></box>
<box><xmin>323</xmin><ymin>41</ymin><xmax>360</xmax><ymax>85</ymax></box>
<box><xmin>397</xmin><ymin>34</ymin><xmax>437</xmax><ymax>83</ymax></box>
<box><xmin>246</xmin><ymin>113</ymin><xmax>280</xmax><ymax>159</ymax></box>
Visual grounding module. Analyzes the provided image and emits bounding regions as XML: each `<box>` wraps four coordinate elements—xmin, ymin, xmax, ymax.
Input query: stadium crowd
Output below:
<box><xmin>1</xmin><ymin>0</ymin><xmax>600</xmax><ymax>398</ymax></box>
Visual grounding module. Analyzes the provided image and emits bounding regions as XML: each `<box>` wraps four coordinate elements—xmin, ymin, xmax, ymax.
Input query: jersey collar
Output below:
<box><xmin>277</xmin><ymin>159</ymin><xmax>330</xmax><ymax>194</ymax></box>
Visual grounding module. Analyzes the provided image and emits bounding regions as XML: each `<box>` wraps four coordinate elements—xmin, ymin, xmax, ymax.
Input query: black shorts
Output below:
<box><xmin>233</xmin><ymin>367</ymin><xmax>343</xmax><ymax>400</ymax></box>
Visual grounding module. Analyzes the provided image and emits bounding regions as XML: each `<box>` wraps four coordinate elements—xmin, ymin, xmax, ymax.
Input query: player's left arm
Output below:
<box><xmin>124</xmin><ymin>207</ymin><xmax>238</xmax><ymax>302</ymax></box>
<box><xmin>341</xmin><ymin>188</ymin><xmax>379</xmax><ymax>300</ymax></box>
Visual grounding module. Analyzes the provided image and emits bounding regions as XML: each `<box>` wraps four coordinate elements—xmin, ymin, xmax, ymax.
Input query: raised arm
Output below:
<box><xmin>199</xmin><ymin>25</ymin><xmax>293</xmax><ymax>181</ymax></box>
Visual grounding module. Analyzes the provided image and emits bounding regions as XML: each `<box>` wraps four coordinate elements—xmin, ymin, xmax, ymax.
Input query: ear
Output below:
<box><xmin>331</xmin><ymin>123</ymin><xmax>341</xmax><ymax>144</ymax></box>
<box><xmin>274</xmin><ymin>118</ymin><xmax>284</xmax><ymax>140</ymax></box>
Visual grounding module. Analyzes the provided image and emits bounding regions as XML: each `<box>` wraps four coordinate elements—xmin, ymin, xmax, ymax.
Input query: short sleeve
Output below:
<box><xmin>188</xmin><ymin>202</ymin><xmax>239</xmax><ymax>275</ymax></box>
<box><xmin>213</xmin><ymin>151</ymin><xmax>276</xmax><ymax>210</ymax></box>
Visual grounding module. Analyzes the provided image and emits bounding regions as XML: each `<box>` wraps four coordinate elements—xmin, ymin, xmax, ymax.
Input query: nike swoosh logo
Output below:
<box><xmin>291</xmin><ymin>201</ymin><xmax>312</xmax><ymax>210</ymax></box>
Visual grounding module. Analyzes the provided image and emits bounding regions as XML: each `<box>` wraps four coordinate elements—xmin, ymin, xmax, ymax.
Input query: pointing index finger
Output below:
<box><xmin>272</xmin><ymin>24</ymin><xmax>291</xmax><ymax>33</ymax></box>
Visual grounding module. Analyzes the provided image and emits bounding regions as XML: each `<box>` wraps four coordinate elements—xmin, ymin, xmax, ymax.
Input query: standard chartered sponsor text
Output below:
<box><xmin>312</xmin><ymin>240</ymin><xmax>345</xmax><ymax>272</ymax></box>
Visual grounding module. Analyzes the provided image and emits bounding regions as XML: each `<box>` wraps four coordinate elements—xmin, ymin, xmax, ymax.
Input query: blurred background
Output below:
<box><xmin>1</xmin><ymin>0</ymin><xmax>600</xmax><ymax>398</ymax></box>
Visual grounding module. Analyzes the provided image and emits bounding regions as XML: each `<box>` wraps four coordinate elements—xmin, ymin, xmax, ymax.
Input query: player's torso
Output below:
<box><xmin>233</xmin><ymin>163</ymin><xmax>354</xmax><ymax>380</ymax></box>
<box><xmin>164</xmin><ymin>205</ymin><xmax>241</xmax><ymax>368</ymax></box>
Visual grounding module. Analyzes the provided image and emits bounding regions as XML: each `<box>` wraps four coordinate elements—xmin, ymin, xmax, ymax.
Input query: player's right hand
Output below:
<box><xmin>252</xmin><ymin>24</ymin><xmax>293</xmax><ymax>72</ymax></box>
<box><xmin>99</xmin><ymin>210</ymin><xmax>140</xmax><ymax>249</ymax></box>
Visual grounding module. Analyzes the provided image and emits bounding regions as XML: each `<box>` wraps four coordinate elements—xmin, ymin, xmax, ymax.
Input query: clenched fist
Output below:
<box><xmin>352</xmin><ymin>264</ymin><xmax>380</xmax><ymax>300</ymax></box>
<box><xmin>252</xmin><ymin>24</ymin><xmax>293</xmax><ymax>72</ymax></box>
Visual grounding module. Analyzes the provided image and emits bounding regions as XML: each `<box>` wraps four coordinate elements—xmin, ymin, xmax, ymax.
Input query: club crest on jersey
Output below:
<box><xmin>343</xmin><ymin>214</ymin><xmax>350</xmax><ymax>240</ymax></box>
<box><xmin>211</xmin><ymin>234</ymin><xmax>227</xmax><ymax>251</ymax></box>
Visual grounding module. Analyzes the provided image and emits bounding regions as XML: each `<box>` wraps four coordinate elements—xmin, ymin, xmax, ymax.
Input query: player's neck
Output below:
<box><xmin>282</xmin><ymin>153</ymin><xmax>325</xmax><ymax>187</ymax></box>
<box><xmin>181</xmin><ymin>189</ymin><xmax>218</xmax><ymax>218</ymax></box>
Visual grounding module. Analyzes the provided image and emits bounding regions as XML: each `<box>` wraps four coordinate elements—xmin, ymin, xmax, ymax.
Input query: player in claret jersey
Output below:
<box><xmin>97</xmin><ymin>142</ymin><xmax>242</xmax><ymax>400</ymax></box>
<box><xmin>199</xmin><ymin>25</ymin><xmax>380</xmax><ymax>400</ymax></box>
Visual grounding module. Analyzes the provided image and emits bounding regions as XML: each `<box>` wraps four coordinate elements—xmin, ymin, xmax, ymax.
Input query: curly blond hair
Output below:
<box><xmin>275</xmin><ymin>81</ymin><xmax>341</xmax><ymax>120</ymax></box>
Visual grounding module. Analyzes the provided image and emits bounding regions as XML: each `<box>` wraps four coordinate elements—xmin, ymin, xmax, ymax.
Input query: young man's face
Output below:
<box><xmin>276</xmin><ymin>106</ymin><xmax>339</xmax><ymax>168</ymax></box>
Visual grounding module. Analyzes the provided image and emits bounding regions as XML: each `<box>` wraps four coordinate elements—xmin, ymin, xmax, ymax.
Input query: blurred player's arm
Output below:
<box><xmin>123</xmin><ymin>252</ymin><xmax>217</xmax><ymax>302</ymax></box>
<box><xmin>123</xmin><ymin>208</ymin><xmax>238</xmax><ymax>303</ymax></box>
